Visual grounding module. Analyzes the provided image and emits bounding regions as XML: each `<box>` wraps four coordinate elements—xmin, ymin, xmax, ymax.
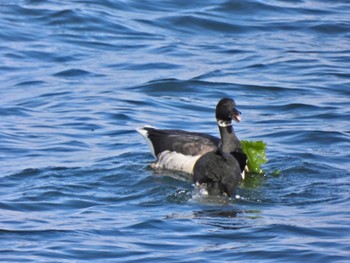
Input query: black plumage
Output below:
<box><xmin>193</xmin><ymin>150</ymin><xmax>246</xmax><ymax>196</ymax></box>
<box><xmin>142</xmin><ymin>127</ymin><xmax>219</xmax><ymax>156</ymax></box>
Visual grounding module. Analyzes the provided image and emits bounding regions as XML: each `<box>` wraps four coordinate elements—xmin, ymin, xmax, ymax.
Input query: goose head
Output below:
<box><xmin>215</xmin><ymin>98</ymin><xmax>241</xmax><ymax>124</ymax></box>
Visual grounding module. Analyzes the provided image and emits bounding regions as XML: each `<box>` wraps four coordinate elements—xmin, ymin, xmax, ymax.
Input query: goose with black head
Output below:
<box><xmin>137</xmin><ymin>98</ymin><xmax>247</xmax><ymax>196</ymax></box>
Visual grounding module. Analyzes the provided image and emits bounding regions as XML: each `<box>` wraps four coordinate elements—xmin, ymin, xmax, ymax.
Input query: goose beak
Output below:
<box><xmin>232</xmin><ymin>108</ymin><xmax>241</xmax><ymax>123</ymax></box>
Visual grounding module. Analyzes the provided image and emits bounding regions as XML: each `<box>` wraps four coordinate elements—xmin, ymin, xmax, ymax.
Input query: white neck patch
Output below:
<box><xmin>217</xmin><ymin>120</ymin><xmax>232</xmax><ymax>127</ymax></box>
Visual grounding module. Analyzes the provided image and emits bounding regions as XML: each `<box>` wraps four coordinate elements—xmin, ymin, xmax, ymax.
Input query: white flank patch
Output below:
<box><xmin>152</xmin><ymin>150</ymin><xmax>201</xmax><ymax>175</ymax></box>
<box><xmin>136</xmin><ymin>126</ymin><xmax>156</xmax><ymax>158</ymax></box>
<box><xmin>242</xmin><ymin>165</ymin><xmax>249</xmax><ymax>180</ymax></box>
<box><xmin>241</xmin><ymin>170</ymin><xmax>245</xmax><ymax>180</ymax></box>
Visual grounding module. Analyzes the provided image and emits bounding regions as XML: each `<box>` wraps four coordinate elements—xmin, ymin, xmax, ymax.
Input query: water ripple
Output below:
<box><xmin>1</xmin><ymin>0</ymin><xmax>350</xmax><ymax>262</ymax></box>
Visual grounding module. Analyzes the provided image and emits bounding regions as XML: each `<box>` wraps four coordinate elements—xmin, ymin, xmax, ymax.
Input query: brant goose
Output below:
<box><xmin>137</xmin><ymin>98</ymin><xmax>247</xmax><ymax>196</ymax></box>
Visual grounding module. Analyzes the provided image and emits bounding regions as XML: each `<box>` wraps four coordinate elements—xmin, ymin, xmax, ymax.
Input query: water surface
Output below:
<box><xmin>1</xmin><ymin>0</ymin><xmax>350</xmax><ymax>262</ymax></box>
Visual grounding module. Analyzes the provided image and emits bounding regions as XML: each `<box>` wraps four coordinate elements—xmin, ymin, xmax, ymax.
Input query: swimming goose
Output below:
<box><xmin>137</xmin><ymin>98</ymin><xmax>247</xmax><ymax>196</ymax></box>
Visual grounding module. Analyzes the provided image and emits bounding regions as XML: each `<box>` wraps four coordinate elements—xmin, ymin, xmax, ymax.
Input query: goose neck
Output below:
<box><xmin>217</xmin><ymin>120</ymin><xmax>240</xmax><ymax>152</ymax></box>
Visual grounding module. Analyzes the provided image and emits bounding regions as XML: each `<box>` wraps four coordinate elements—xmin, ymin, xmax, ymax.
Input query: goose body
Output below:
<box><xmin>137</xmin><ymin>127</ymin><xmax>218</xmax><ymax>174</ymax></box>
<box><xmin>137</xmin><ymin>98</ymin><xmax>247</xmax><ymax>196</ymax></box>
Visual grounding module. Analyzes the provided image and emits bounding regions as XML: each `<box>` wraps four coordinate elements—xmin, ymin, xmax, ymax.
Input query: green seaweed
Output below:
<box><xmin>241</xmin><ymin>140</ymin><xmax>267</xmax><ymax>174</ymax></box>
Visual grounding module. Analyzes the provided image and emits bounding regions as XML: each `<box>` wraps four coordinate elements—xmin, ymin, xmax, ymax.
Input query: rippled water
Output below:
<box><xmin>1</xmin><ymin>0</ymin><xmax>350</xmax><ymax>262</ymax></box>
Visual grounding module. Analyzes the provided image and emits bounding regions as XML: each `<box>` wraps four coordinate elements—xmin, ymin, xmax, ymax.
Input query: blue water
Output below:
<box><xmin>1</xmin><ymin>0</ymin><xmax>350</xmax><ymax>262</ymax></box>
